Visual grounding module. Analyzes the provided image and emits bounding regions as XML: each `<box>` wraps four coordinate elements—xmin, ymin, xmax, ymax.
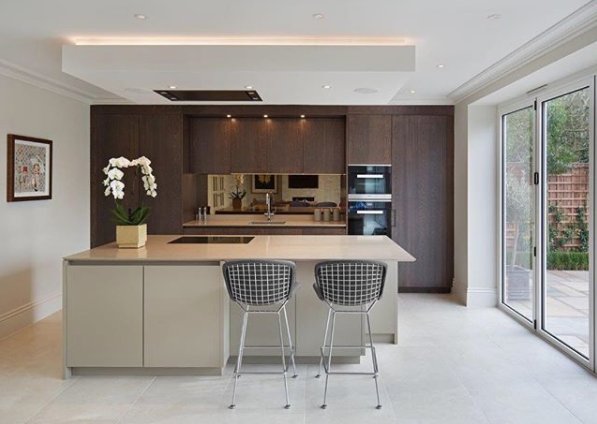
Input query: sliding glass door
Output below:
<box><xmin>500</xmin><ymin>76</ymin><xmax>595</xmax><ymax>368</ymax></box>
<box><xmin>502</xmin><ymin>106</ymin><xmax>536</xmax><ymax>322</ymax></box>
<box><xmin>541</xmin><ymin>85</ymin><xmax>593</xmax><ymax>360</ymax></box>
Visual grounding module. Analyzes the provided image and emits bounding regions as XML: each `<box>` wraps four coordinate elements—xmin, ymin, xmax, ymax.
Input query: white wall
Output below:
<box><xmin>0</xmin><ymin>74</ymin><xmax>89</xmax><ymax>338</ymax></box>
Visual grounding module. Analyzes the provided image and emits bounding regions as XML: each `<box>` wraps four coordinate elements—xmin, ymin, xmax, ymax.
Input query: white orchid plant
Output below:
<box><xmin>103</xmin><ymin>156</ymin><xmax>157</xmax><ymax>226</ymax></box>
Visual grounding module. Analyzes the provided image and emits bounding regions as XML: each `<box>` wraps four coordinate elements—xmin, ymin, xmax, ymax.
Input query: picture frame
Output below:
<box><xmin>252</xmin><ymin>174</ymin><xmax>277</xmax><ymax>193</ymax></box>
<box><xmin>7</xmin><ymin>134</ymin><xmax>53</xmax><ymax>202</ymax></box>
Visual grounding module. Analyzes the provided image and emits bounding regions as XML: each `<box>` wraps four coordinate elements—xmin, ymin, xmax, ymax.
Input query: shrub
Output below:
<box><xmin>547</xmin><ymin>251</ymin><xmax>589</xmax><ymax>271</ymax></box>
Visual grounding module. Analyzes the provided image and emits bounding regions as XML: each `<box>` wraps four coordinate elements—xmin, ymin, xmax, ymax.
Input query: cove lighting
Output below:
<box><xmin>72</xmin><ymin>36</ymin><xmax>409</xmax><ymax>46</ymax></box>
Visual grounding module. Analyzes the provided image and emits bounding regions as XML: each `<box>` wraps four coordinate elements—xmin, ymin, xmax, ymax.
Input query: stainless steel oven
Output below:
<box><xmin>347</xmin><ymin>165</ymin><xmax>392</xmax><ymax>201</ymax></box>
<box><xmin>347</xmin><ymin>200</ymin><xmax>392</xmax><ymax>237</ymax></box>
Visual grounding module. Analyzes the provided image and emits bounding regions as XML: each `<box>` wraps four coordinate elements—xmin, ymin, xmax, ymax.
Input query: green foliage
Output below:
<box><xmin>576</xmin><ymin>206</ymin><xmax>589</xmax><ymax>252</ymax></box>
<box><xmin>112</xmin><ymin>202</ymin><xmax>150</xmax><ymax>226</ymax></box>
<box><xmin>229</xmin><ymin>187</ymin><xmax>247</xmax><ymax>200</ymax></box>
<box><xmin>545</xmin><ymin>89</ymin><xmax>590</xmax><ymax>174</ymax></box>
<box><xmin>547</xmin><ymin>251</ymin><xmax>589</xmax><ymax>271</ymax></box>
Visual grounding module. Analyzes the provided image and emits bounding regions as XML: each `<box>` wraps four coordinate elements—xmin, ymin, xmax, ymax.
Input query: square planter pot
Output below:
<box><xmin>505</xmin><ymin>265</ymin><xmax>531</xmax><ymax>301</ymax></box>
<box><xmin>116</xmin><ymin>224</ymin><xmax>147</xmax><ymax>248</ymax></box>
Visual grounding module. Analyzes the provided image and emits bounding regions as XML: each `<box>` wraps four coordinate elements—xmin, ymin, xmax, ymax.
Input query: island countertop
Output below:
<box><xmin>65</xmin><ymin>235</ymin><xmax>415</xmax><ymax>263</ymax></box>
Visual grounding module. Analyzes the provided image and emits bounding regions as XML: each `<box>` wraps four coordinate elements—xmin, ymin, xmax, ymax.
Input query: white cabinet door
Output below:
<box><xmin>65</xmin><ymin>265</ymin><xmax>143</xmax><ymax>367</ymax></box>
<box><xmin>144</xmin><ymin>264</ymin><xmax>227</xmax><ymax>368</ymax></box>
<box><xmin>368</xmin><ymin>261</ymin><xmax>398</xmax><ymax>343</ymax></box>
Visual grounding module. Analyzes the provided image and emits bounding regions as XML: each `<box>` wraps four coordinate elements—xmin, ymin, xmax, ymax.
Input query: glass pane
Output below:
<box><xmin>543</xmin><ymin>87</ymin><xmax>591</xmax><ymax>358</ymax></box>
<box><xmin>503</xmin><ymin>106</ymin><xmax>535</xmax><ymax>321</ymax></box>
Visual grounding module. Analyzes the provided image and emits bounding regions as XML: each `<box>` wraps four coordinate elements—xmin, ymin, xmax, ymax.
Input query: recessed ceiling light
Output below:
<box><xmin>409</xmin><ymin>89</ymin><xmax>416</xmax><ymax>94</ymax></box>
<box><xmin>312</xmin><ymin>13</ymin><xmax>325</xmax><ymax>20</ymax></box>
<box><xmin>322</xmin><ymin>84</ymin><xmax>332</xmax><ymax>89</ymax></box>
<box><xmin>354</xmin><ymin>87</ymin><xmax>378</xmax><ymax>94</ymax></box>
<box><xmin>436</xmin><ymin>64</ymin><xmax>445</xmax><ymax>69</ymax></box>
<box><xmin>134</xmin><ymin>14</ymin><xmax>147</xmax><ymax>20</ymax></box>
<box><xmin>487</xmin><ymin>13</ymin><xmax>501</xmax><ymax>20</ymax></box>
<box><xmin>226</xmin><ymin>114</ymin><xmax>232</xmax><ymax>118</ymax></box>
<box><xmin>263</xmin><ymin>114</ymin><xmax>269</xmax><ymax>118</ymax></box>
<box><xmin>300</xmin><ymin>114</ymin><xmax>306</xmax><ymax>118</ymax></box>
<box><xmin>168</xmin><ymin>85</ymin><xmax>177</xmax><ymax>89</ymax></box>
<box><xmin>245</xmin><ymin>85</ymin><xmax>253</xmax><ymax>89</ymax></box>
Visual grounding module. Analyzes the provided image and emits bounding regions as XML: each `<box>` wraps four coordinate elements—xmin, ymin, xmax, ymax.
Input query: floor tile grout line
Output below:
<box><xmin>23</xmin><ymin>374</ymin><xmax>79</xmax><ymax>424</ymax></box>
<box><xmin>116</xmin><ymin>375</ymin><xmax>157</xmax><ymax>424</ymax></box>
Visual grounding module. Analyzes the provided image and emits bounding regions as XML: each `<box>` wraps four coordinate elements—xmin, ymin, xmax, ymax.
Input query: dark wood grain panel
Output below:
<box><xmin>229</xmin><ymin>118</ymin><xmax>269</xmax><ymax>173</ymax></box>
<box><xmin>91</xmin><ymin>114</ymin><xmax>140</xmax><ymax>247</ymax></box>
<box><xmin>268</xmin><ymin>118</ymin><xmax>303</xmax><ymax>173</ymax></box>
<box><xmin>346</xmin><ymin>115</ymin><xmax>392</xmax><ymax>165</ymax></box>
<box><xmin>139</xmin><ymin>113</ymin><xmax>184</xmax><ymax>234</ymax></box>
<box><xmin>303</xmin><ymin>118</ymin><xmax>345</xmax><ymax>174</ymax></box>
<box><xmin>189</xmin><ymin>118</ymin><xmax>231</xmax><ymax>174</ymax></box>
<box><xmin>392</xmin><ymin>115</ymin><xmax>453</xmax><ymax>291</ymax></box>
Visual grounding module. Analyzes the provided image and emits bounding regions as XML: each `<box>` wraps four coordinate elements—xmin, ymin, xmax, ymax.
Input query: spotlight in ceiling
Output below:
<box><xmin>263</xmin><ymin>114</ymin><xmax>269</xmax><ymax>118</ymax></box>
<box><xmin>134</xmin><ymin>14</ymin><xmax>148</xmax><ymax>20</ymax></box>
<box><xmin>300</xmin><ymin>114</ymin><xmax>306</xmax><ymax>118</ymax></box>
<box><xmin>436</xmin><ymin>64</ymin><xmax>445</xmax><ymax>69</ymax></box>
<box><xmin>168</xmin><ymin>85</ymin><xmax>177</xmax><ymax>89</ymax></box>
<box><xmin>322</xmin><ymin>84</ymin><xmax>332</xmax><ymax>89</ymax></box>
<box><xmin>226</xmin><ymin>114</ymin><xmax>232</xmax><ymax>118</ymax></box>
<box><xmin>409</xmin><ymin>89</ymin><xmax>416</xmax><ymax>94</ymax></box>
<box><xmin>312</xmin><ymin>13</ymin><xmax>325</xmax><ymax>20</ymax></box>
<box><xmin>245</xmin><ymin>85</ymin><xmax>253</xmax><ymax>89</ymax></box>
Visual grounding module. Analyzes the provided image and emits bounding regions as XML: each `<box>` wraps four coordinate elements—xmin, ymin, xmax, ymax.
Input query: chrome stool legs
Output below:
<box><xmin>229</xmin><ymin>304</ymin><xmax>297</xmax><ymax>410</ymax></box>
<box><xmin>317</xmin><ymin>309</ymin><xmax>382</xmax><ymax>410</ymax></box>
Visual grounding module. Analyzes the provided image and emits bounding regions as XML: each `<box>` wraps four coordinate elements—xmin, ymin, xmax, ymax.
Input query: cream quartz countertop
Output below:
<box><xmin>65</xmin><ymin>235</ymin><xmax>415</xmax><ymax>263</ymax></box>
<box><xmin>183</xmin><ymin>214</ymin><xmax>346</xmax><ymax>228</ymax></box>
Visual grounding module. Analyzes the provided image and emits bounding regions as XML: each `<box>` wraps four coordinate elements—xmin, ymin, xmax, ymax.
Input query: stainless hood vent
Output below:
<box><xmin>154</xmin><ymin>90</ymin><xmax>262</xmax><ymax>102</ymax></box>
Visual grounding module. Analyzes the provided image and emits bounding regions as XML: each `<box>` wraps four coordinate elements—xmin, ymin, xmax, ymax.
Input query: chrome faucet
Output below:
<box><xmin>265</xmin><ymin>192</ymin><xmax>275</xmax><ymax>221</ymax></box>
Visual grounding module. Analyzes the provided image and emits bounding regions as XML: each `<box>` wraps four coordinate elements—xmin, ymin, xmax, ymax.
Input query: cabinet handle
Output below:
<box><xmin>392</xmin><ymin>209</ymin><xmax>396</xmax><ymax>227</ymax></box>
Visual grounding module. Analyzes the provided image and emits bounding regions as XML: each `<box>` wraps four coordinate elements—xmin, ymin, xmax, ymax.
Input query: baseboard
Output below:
<box><xmin>0</xmin><ymin>291</ymin><xmax>62</xmax><ymax>340</ymax></box>
<box><xmin>466</xmin><ymin>287</ymin><xmax>498</xmax><ymax>308</ymax></box>
<box><xmin>398</xmin><ymin>287</ymin><xmax>452</xmax><ymax>293</ymax></box>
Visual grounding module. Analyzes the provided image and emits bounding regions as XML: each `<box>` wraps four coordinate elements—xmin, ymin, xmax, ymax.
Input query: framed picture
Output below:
<box><xmin>7</xmin><ymin>134</ymin><xmax>52</xmax><ymax>202</ymax></box>
<box><xmin>252</xmin><ymin>174</ymin><xmax>277</xmax><ymax>193</ymax></box>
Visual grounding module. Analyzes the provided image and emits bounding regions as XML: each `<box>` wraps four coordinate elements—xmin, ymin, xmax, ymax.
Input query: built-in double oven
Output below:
<box><xmin>347</xmin><ymin>165</ymin><xmax>393</xmax><ymax>237</ymax></box>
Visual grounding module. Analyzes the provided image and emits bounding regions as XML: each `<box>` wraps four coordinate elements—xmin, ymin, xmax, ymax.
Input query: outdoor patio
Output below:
<box><xmin>507</xmin><ymin>270</ymin><xmax>590</xmax><ymax>357</ymax></box>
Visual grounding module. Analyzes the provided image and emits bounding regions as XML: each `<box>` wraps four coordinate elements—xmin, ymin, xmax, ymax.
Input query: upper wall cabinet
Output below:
<box><xmin>189</xmin><ymin>117</ymin><xmax>345</xmax><ymax>175</ymax></box>
<box><xmin>346</xmin><ymin>115</ymin><xmax>392</xmax><ymax>165</ymax></box>
<box><xmin>189</xmin><ymin>118</ymin><xmax>232</xmax><ymax>174</ymax></box>
<box><xmin>303</xmin><ymin>118</ymin><xmax>345</xmax><ymax>174</ymax></box>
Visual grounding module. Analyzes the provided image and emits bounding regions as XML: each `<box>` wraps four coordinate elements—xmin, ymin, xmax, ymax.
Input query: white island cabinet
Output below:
<box><xmin>63</xmin><ymin>235</ymin><xmax>415</xmax><ymax>377</ymax></box>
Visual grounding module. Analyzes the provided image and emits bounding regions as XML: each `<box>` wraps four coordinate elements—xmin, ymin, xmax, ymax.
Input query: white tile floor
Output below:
<box><xmin>2</xmin><ymin>294</ymin><xmax>597</xmax><ymax>424</ymax></box>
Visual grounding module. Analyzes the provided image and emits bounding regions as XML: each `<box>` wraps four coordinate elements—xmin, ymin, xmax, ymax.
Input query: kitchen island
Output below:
<box><xmin>63</xmin><ymin>235</ymin><xmax>414</xmax><ymax>377</ymax></box>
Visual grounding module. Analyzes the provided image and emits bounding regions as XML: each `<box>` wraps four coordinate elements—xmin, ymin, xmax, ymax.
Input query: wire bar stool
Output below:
<box><xmin>222</xmin><ymin>260</ymin><xmax>298</xmax><ymax>409</ymax></box>
<box><xmin>313</xmin><ymin>260</ymin><xmax>387</xmax><ymax>409</ymax></box>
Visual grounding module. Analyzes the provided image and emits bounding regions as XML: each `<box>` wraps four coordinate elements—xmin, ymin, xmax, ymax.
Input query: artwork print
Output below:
<box><xmin>252</xmin><ymin>174</ymin><xmax>277</xmax><ymax>193</ymax></box>
<box><xmin>7</xmin><ymin>134</ymin><xmax>52</xmax><ymax>201</ymax></box>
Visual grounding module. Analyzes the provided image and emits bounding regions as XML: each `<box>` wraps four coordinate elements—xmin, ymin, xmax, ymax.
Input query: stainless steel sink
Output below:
<box><xmin>249</xmin><ymin>221</ymin><xmax>287</xmax><ymax>225</ymax></box>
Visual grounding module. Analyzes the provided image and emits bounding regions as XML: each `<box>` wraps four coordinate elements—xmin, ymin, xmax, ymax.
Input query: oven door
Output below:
<box><xmin>348</xmin><ymin>201</ymin><xmax>392</xmax><ymax>237</ymax></box>
<box><xmin>347</xmin><ymin>166</ymin><xmax>391</xmax><ymax>197</ymax></box>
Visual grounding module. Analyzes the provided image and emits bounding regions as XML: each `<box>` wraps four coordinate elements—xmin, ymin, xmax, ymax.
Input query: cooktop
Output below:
<box><xmin>168</xmin><ymin>236</ymin><xmax>254</xmax><ymax>244</ymax></box>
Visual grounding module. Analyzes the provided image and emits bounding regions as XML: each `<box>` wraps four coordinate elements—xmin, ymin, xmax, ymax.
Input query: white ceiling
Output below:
<box><xmin>0</xmin><ymin>0</ymin><xmax>593</xmax><ymax>104</ymax></box>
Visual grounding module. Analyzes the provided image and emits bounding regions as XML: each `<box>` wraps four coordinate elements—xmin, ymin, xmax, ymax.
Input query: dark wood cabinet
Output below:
<box><xmin>91</xmin><ymin>113</ymin><xmax>140</xmax><ymax>247</ymax></box>
<box><xmin>91</xmin><ymin>111</ymin><xmax>185</xmax><ymax>247</ymax></box>
<box><xmin>229</xmin><ymin>119</ymin><xmax>269</xmax><ymax>173</ymax></box>
<box><xmin>392</xmin><ymin>114</ymin><xmax>453</xmax><ymax>292</ymax></box>
<box><xmin>268</xmin><ymin>119</ymin><xmax>303</xmax><ymax>173</ymax></box>
<box><xmin>303</xmin><ymin>118</ymin><xmax>345</xmax><ymax>174</ymax></box>
<box><xmin>189</xmin><ymin>118</ymin><xmax>231</xmax><ymax>174</ymax></box>
<box><xmin>346</xmin><ymin>115</ymin><xmax>392</xmax><ymax>165</ymax></box>
<box><xmin>139</xmin><ymin>114</ymin><xmax>184</xmax><ymax>235</ymax></box>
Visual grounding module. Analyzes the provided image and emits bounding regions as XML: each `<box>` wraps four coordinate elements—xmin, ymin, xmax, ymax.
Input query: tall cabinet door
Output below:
<box><xmin>188</xmin><ymin>118</ymin><xmax>232</xmax><ymax>174</ymax></box>
<box><xmin>91</xmin><ymin>114</ymin><xmax>140</xmax><ymax>247</ymax></box>
<box><xmin>139</xmin><ymin>114</ymin><xmax>184</xmax><ymax>234</ymax></box>
<box><xmin>392</xmin><ymin>115</ymin><xmax>454</xmax><ymax>291</ymax></box>
<box><xmin>346</xmin><ymin>115</ymin><xmax>392</xmax><ymax>165</ymax></box>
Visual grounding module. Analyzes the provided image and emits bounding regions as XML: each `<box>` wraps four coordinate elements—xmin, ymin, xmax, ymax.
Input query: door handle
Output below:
<box><xmin>392</xmin><ymin>209</ymin><xmax>396</xmax><ymax>227</ymax></box>
<box><xmin>356</xmin><ymin>210</ymin><xmax>384</xmax><ymax>215</ymax></box>
<box><xmin>356</xmin><ymin>174</ymin><xmax>384</xmax><ymax>179</ymax></box>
